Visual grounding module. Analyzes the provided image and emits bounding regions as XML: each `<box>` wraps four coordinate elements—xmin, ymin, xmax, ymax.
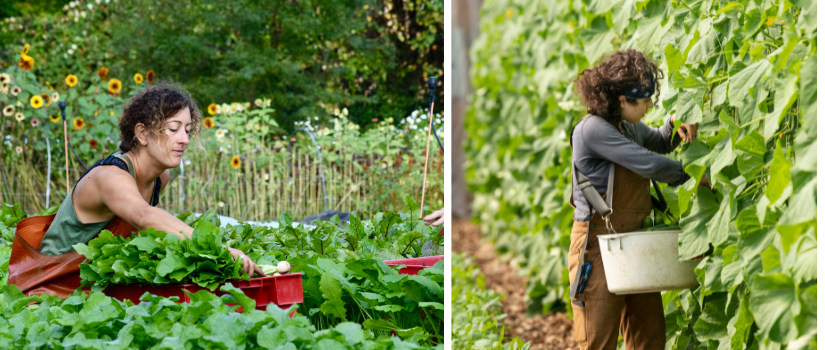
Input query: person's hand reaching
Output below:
<box><xmin>423</xmin><ymin>208</ymin><xmax>445</xmax><ymax>236</ymax></box>
<box><xmin>229</xmin><ymin>247</ymin><xmax>266</xmax><ymax>278</ymax></box>
<box><xmin>671</xmin><ymin>114</ymin><xmax>698</xmax><ymax>143</ymax></box>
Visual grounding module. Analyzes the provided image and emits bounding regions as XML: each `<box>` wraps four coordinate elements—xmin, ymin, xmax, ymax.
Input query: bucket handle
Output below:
<box><xmin>606</xmin><ymin>237</ymin><xmax>622</xmax><ymax>251</ymax></box>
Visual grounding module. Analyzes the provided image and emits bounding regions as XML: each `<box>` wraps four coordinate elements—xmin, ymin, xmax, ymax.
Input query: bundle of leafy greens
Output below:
<box><xmin>75</xmin><ymin>219</ymin><xmax>246</xmax><ymax>291</ymax></box>
<box><xmin>292</xmin><ymin>256</ymin><xmax>445</xmax><ymax>344</ymax></box>
<box><xmin>0</xmin><ymin>283</ymin><xmax>441</xmax><ymax>349</ymax></box>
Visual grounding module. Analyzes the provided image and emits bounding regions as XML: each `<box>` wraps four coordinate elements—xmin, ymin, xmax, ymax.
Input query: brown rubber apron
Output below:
<box><xmin>8</xmin><ymin>215</ymin><xmax>137</xmax><ymax>298</ymax></box>
<box><xmin>568</xmin><ymin>164</ymin><xmax>666</xmax><ymax>350</ymax></box>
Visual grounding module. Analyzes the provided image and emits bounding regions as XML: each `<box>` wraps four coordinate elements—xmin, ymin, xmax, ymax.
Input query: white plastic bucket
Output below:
<box><xmin>597</xmin><ymin>230</ymin><xmax>700</xmax><ymax>295</ymax></box>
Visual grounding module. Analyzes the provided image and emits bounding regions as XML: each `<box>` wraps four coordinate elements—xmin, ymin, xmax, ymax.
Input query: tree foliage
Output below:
<box><xmin>0</xmin><ymin>0</ymin><xmax>444</xmax><ymax>130</ymax></box>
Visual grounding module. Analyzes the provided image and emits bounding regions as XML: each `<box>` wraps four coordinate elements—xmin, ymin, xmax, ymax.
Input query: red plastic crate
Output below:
<box><xmin>384</xmin><ymin>255</ymin><xmax>444</xmax><ymax>275</ymax></box>
<box><xmin>103</xmin><ymin>273</ymin><xmax>304</xmax><ymax>316</ymax></box>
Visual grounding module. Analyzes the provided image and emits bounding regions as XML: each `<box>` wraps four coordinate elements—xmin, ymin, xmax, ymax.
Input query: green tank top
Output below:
<box><xmin>39</xmin><ymin>151</ymin><xmax>156</xmax><ymax>256</ymax></box>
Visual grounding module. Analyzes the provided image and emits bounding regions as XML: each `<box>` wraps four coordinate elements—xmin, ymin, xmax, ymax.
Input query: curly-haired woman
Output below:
<box><xmin>567</xmin><ymin>50</ymin><xmax>708</xmax><ymax>349</ymax></box>
<box><xmin>9</xmin><ymin>83</ymin><xmax>264</xmax><ymax>298</ymax></box>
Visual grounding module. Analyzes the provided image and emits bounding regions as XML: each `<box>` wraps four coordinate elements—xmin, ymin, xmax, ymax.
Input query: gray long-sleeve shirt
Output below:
<box><xmin>571</xmin><ymin>115</ymin><xmax>690</xmax><ymax>222</ymax></box>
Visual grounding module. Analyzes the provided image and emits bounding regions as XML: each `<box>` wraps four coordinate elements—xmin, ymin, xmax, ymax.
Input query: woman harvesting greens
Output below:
<box><xmin>9</xmin><ymin>83</ymin><xmax>264</xmax><ymax>298</ymax></box>
<box><xmin>567</xmin><ymin>50</ymin><xmax>708</xmax><ymax>349</ymax></box>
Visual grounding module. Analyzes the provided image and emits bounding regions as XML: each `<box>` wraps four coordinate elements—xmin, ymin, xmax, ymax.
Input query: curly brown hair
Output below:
<box><xmin>119</xmin><ymin>81</ymin><xmax>202</xmax><ymax>153</ymax></box>
<box><xmin>573</xmin><ymin>50</ymin><xmax>664</xmax><ymax>126</ymax></box>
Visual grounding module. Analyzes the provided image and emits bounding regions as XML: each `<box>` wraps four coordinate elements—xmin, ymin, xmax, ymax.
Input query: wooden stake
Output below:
<box><xmin>419</xmin><ymin>101</ymin><xmax>435</xmax><ymax>218</ymax></box>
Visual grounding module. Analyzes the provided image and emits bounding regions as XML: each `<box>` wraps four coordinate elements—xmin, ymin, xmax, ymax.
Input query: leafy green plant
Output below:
<box><xmin>292</xmin><ymin>257</ymin><xmax>445</xmax><ymax>344</ymax></box>
<box><xmin>0</xmin><ymin>203</ymin><xmax>25</xmax><ymax>243</ymax></box>
<box><xmin>466</xmin><ymin>0</ymin><xmax>815</xmax><ymax>348</ymax></box>
<box><xmin>0</xmin><ymin>282</ymin><xmax>442</xmax><ymax>349</ymax></box>
<box><xmin>74</xmin><ymin>219</ymin><xmax>247</xmax><ymax>291</ymax></box>
<box><xmin>451</xmin><ymin>252</ymin><xmax>529</xmax><ymax>350</ymax></box>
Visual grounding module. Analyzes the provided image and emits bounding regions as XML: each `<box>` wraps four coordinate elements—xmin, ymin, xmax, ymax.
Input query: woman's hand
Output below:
<box><xmin>671</xmin><ymin>115</ymin><xmax>699</xmax><ymax>143</ymax></box>
<box><xmin>423</xmin><ymin>208</ymin><xmax>445</xmax><ymax>236</ymax></box>
<box><xmin>229</xmin><ymin>247</ymin><xmax>266</xmax><ymax>278</ymax></box>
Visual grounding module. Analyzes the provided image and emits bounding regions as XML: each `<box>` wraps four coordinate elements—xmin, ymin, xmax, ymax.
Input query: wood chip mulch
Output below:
<box><xmin>452</xmin><ymin>218</ymin><xmax>577</xmax><ymax>350</ymax></box>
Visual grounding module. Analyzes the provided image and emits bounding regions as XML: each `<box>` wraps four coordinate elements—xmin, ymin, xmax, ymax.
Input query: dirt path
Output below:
<box><xmin>452</xmin><ymin>218</ymin><xmax>576</xmax><ymax>350</ymax></box>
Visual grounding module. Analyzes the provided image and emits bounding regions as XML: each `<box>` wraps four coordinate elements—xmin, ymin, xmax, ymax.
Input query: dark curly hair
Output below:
<box><xmin>118</xmin><ymin>81</ymin><xmax>202</xmax><ymax>153</ymax></box>
<box><xmin>573</xmin><ymin>50</ymin><xmax>664</xmax><ymax>126</ymax></box>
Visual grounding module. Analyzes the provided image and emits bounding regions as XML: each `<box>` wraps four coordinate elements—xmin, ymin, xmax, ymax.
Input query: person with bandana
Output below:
<box><xmin>566</xmin><ymin>50</ymin><xmax>709</xmax><ymax>349</ymax></box>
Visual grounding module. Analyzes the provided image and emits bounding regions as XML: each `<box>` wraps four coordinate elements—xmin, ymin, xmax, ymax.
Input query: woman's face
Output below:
<box><xmin>620</xmin><ymin>96</ymin><xmax>653</xmax><ymax>124</ymax></box>
<box><xmin>146</xmin><ymin>107</ymin><xmax>192</xmax><ymax>168</ymax></box>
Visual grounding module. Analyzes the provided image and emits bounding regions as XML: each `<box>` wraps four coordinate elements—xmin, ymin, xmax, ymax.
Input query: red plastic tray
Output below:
<box><xmin>384</xmin><ymin>255</ymin><xmax>444</xmax><ymax>275</ymax></box>
<box><xmin>103</xmin><ymin>273</ymin><xmax>304</xmax><ymax>315</ymax></box>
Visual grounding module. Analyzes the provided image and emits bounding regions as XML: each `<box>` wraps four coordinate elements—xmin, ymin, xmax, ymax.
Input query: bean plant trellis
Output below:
<box><xmin>465</xmin><ymin>0</ymin><xmax>815</xmax><ymax>349</ymax></box>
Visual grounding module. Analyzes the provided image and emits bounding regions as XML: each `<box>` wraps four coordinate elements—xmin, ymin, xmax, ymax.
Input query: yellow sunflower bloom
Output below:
<box><xmin>108</xmin><ymin>78</ymin><xmax>122</xmax><ymax>93</ymax></box>
<box><xmin>21</xmin><ymin>44</ymin><xmax>30</xmax><ymax>55</ymax></box>
<box><xmin>208</xmin><ymin>103</ymin><xmax>218</xmax><ymax>115</ymax></box>
<box><xmin>30</xmin><ymin>95</ymin><xmax>44</xmax><ymax>109</ymax></box>
<box><xmin>41</xmin><ymin>93</ymin><xmax>51</xmax><ymax>106</ymax></box>
<box><xmin>203</xmin><ymin>117</ymin><xmax>215</xmax><ymax>129</ymax></box>
<box><xmin>134</xmin><ymin>73</ymin><xmax>144</xmax><ymax>84</ymax></box>
<box><xmin>231</xmin><ymin>156</ymin><xmax>241</xmax><ymax>169</ymax></box>
<box><xmin>19</xmin><ymin>54</ymin><xmax>34</xmax><ymax>71</ymax></box>
<box><xmin>49</xmin><ymin>114</ymin><xmax>61</xmax><ymax>123</ymax></box>
<box><xmin>98</xmin><ymin>67</ymin><xmax>109</xmax><ymax>80</ymax></box>
<box><xmin>72</xmin><ymin>117</ymin><xmax>85</xmax><ymax>130</ymax></box>
<box><xmin>146</xmin><ymin>70</ymin><xmax>155</xmax><ymax>84</ymax></box>
<box><xmin>66</xmin><ymin>74</ymin><xmax>78</xmax><ymax>87</ymax></box>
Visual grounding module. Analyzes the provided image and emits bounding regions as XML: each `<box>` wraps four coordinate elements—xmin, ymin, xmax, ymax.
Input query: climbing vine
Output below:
<box><xmin>465</xmin><ymin>0</ymin><xmax>816</xmax><ymax>348</ymax></box>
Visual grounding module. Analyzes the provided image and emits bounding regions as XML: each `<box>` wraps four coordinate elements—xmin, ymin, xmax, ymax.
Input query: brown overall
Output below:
<box><xmin>568</xmin><ymin>164</ymin><xmax>666</xmax><ymax>350</ymax></box>
<box><xmin>8</xmin><ymin>215</ymin><xmax>137</xmax><ymax>298</ymax></box>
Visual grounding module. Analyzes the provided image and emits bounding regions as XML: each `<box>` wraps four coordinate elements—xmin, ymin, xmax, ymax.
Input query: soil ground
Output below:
<box><xmin>452</xmin><ymin>218</ymin><xmax>576</xmax><ymax>350</ymax></box>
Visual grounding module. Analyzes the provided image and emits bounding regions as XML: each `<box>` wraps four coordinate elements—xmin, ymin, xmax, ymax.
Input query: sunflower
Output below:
<box><xmin>30</xmin><ymin>95</ymin><xmax>44</xmax><ymax>108</ymax></box>
<box><xmin>207</xmin><ymin>103</ymin><xmax>218</xmax><ymax>115</ymax></box>
<box><xmin>0</xmin><ymin>73</ymin><xmax>9</xmax><ymax>84</ymax></box>
<box><xmin>108</xmin><ymin>78</ymin><xmax>122</xmax><ymax>93</ymax></box>
<box><xmin>11</xmin><ymin>86</ymin><xmax>20</xmax><ymax>96</ymax></box>
<box><xmin>231</xmin><ymin>156</ymin><xmax>241</xmax><ymax>169</ymax></box>
<box><xmin>19</xmin><ymin>54</ymin><xmax>34</xmax><ymax>70</ymax></box>
<box><xmin>1</xmin><ymin>83</ymin><xmax>8</xmax><ymax>95</ymax></box>
<box><xmin>134</xmin><ymin>73</ymin><xmax>144</xmax><ymax>84</ymax></box>
<box><xmin>203</xmin><ymin>117</ymin><xmax>214</xmax><ymax>129</ymax></box>
<box><xmin>30</xmin><ymin>118</ymin><xmax>39</xmax><ymax>127</ymax></box>
<box><xmin>146</xmin><ymin>70</ymin><xmax>155</xmax><ymax>84</ymax></box>
<box><xmin>66</xmin><ymin>74</ymin><xmax>78</xmax><ymax>87</ymax></box>
<box><xmin>89</xmin><ymin>139</ymin><xmax>98</xmax><ymax>148</ymax></box>
<box><xmin>15</xmin><ymin>112</ymin><xmax>25</xmax><ymax>122</ymax></box>
<box><xmin>49</xmin><ymin>114</ymin><xmax>60</xmax><ymax>123</ymax></box>
<box><xmin>97</xmin><ymin>67</ymin><xmax>109</xmax><ymax>80</ymax></box>
<box><xmin>72</xmin><ymin>117</ymin><xmax>85</xmax><ymax>130</ymax></box>
<box><xmin>52</xmin><ymin>92</ymin><xmax>60</xmax><ymax>102</ymax></box>
<box><xmin>3</xmin><ymin>105</ymin><xmax>14</xmax><ymax>116</ymax></box>
<box><xmin>254</xmin><ymin>99</ymin><xmax>263</xmax><ymax>107</ymax></box>
<box><xmin>40</xmin><ymin>93</ymin><xmax>51</xmax><ymax>106</ymax></box>
<box><xmin>21</xmin><ymin>44</ymin><xmax>29</xmax><ymax>55</ymax></box>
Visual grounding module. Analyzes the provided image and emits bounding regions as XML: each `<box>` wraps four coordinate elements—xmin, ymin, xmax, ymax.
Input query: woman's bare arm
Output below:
<box><xmin>92</xmin><ymin>168</ymin><xmax>193</xmax><ymax>239</ymax></box>
<box><xmin>82</xmin><ymin>167</ymin><xmax>264</xmax><ymax>277</ymax></box>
